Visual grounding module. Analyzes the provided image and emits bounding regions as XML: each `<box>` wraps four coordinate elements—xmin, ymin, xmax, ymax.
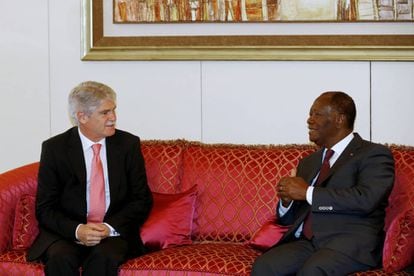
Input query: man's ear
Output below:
<box><xmin>336</xmin><ymin>113</ymin><xmax>346</xmax><ymax>128</ymax></box>
<box><xmin>77</xmin><ymin>112</ymin><xmax>88</xmax><ymax>124</ymax></box>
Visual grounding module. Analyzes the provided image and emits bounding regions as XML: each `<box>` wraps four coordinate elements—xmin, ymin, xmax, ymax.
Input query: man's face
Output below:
<box><xmin>307</xmin><ymin>95</ymin><xmax>339</xmax><ymax>147</ymax></box>
<box><xmin>78</xmin><ymin>99</ymin><xmax>117</xmax><ymax>142</ymax></box>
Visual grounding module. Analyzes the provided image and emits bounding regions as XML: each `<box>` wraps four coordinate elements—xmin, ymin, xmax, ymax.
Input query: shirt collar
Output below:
<box><xmin>78</xmin><ymin>128</ymin><xmax>105</xmax><ymax>151</ymax></box>
<box><xmin>329</xmin><ymin>132</ymin><xmax>354</xmax><ymax>160</ymax></box>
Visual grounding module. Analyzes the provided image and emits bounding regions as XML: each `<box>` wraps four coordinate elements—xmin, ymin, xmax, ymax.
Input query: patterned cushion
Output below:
<box><xmin>382</xmin><ymin>146</ymin><xmax>414</xmax><ymax>272</ymax></box>
<box><xmin>119</xmin><ymin>243</ymin><xmax>261</xmax><ymax>276</ymax></box>
<box><xmin>141</xmin><ymin>140</ymin><xmax>185</xmax><ymax>194</ymax></box>
<box><xmin>141</xmin><ymin>186</ymin><xmax>197</xmax><ymax>251</ymax></box>
<box><xmin>385</xmin><ymin>147</ymin><xmax>414</xmax><ymax>229</ymax></box>
<box><xmin>12</xmin><ymin>194</ymin><xmax>38</xmax><ymax>250</ymax></box>
<box><xmin>180</xmin><ymin>143</ymin><xmax>315</xmax><ymax>242</ymax></box>
<box><xmin>0</xmin><ymin>162</ymin><xmax>39</xmax><ymax>253</ymax></box>
<box><xmin>383</xmin><ymin>209</ymin><xmax>414</xmax><ymax>273</ymax></box>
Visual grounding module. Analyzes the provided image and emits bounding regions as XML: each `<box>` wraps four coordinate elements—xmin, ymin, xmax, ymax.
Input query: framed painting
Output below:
<box><xmin>81</xmin><ymin>0</ymin><xmax>414</xmax><ymax>60</ymax></box>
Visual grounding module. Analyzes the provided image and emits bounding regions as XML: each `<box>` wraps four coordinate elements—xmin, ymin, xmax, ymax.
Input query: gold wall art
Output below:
<box><xmin>114</xmin><ymin>0</ymin><xmax>414</xmax><ymax>23</ymax></box>
<box><xmin>80</xmin><ymin>0</ymin><xmax>414</xmax><ymax>60</ymax></box>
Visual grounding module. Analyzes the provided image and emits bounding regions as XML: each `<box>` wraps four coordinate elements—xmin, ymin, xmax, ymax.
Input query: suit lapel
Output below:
<box><xmin>67</xmin><ymin>127</ymin><xmax>86</xmax><ymax>186</ymax></box>
<box><xmin>319</xmin><ymin>133</ymin><xmax>363</xmax><ymax>187</ymax></box>
<box><xmin>106</xmin><ymin>131</ymin><xmax>122</xmax><ymax>210</ymax></box>
<box><xmin>303</xmin><ymin>149</ymin><xmax>324</xmax><ymax>184</ymax></box>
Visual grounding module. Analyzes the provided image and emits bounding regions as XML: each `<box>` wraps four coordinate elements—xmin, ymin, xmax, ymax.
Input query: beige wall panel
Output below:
<box><xmin>0</xmin><ymin>1</ymin><xmax>49</xmax><ymax>173</ymax></box>
<box><xmin>202</xmin><ymin>61</ymin><xmax>371</xmax><ymax>145</ymax></box>
<box><xmin>371</xmin><ymin>62</ymin><xmax>414</xmax><ymax>145</ymax></box>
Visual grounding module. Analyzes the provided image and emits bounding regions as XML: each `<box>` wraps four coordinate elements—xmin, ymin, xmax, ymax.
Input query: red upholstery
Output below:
<box><xmin>0</xmin><ymin>251</ymin><xmax>44</xmax><ymax>276</ymax></box>
<box><xmin>141</xmin><ymin>140</ymin><xmax>184</xmax><ymax>193</ymax></box>
<box><xmin>247</xmin><ymin>216</ymin><xmax>290</xmax><ymax>251</ymax></box>
<box><xmin>381</xmin><ymin>146</ymin><xmax>414</xmax><ymax>273</ymax></box>
<box><xmin>180</xmin><ymin>143</ymin><xmax>314</xmax><ymax>243</ymax></box>
<box><xmin>0</xmin><ymin>163</ymin><xmax>39</xmax><ymax>254</ymax></box>
<box><xmin>119</xmin><ymin>243</ymin><xmax>260</xmax><ymax>275</ymax></box>
<box><xmin>12</xmin><ymin>194</ymin><xmax>38</xmax><ymax>250</ymax></box>
<box><xmin>141</xmin><ymin>185</ymin><xmax>197</xmax><ymax>250</ymax></box>
<box><xmin>0</xmin><ymin>141</ymin><xmax>413</xmax><ymax>275</ymax></box>
<box><xmin>350</xmin><ymin>270</ymin><xmax>413</xmax><ymax>276</ymax></box>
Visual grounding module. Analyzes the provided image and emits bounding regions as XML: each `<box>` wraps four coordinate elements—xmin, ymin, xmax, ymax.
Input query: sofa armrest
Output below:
<box><xmin>0</xmin><ymin>163</ymin><xmax>39</xmax><ymax>253</ymax></box>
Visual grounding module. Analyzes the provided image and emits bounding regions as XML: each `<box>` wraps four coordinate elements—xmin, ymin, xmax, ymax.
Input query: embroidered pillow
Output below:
<box><xmin>383</xmin><ymin>209</ymin><xmax>414</xmax><ymax>272</ymax></box>
<box><xmin>248</xmin><ymin>216</ymin><xmax>289</xmax><ymax>251</ymax></box>
<box><xmin>141</xmin><ymin>185</ymin><xmax>197</xmax><ymax>251</ymax></box>
<box><xmin>12</xmin><ymin>194</ymin><xmax>39</xmax><ymax>250</ymax></box>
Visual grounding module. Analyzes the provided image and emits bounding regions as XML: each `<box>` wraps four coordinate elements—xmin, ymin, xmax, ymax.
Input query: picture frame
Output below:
<box><xmin>81</xmin><ymin>0</ymin><xmax>414</xmax><ymax>61</ymax></box>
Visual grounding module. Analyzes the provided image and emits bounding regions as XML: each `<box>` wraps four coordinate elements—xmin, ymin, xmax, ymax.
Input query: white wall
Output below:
<box><xmin>1</xmin><ymin>1</ymin><xmax>413</xmax><ymax>173</ymax></box>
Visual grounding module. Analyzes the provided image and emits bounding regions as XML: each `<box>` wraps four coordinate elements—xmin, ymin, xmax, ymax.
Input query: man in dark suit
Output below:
<box><xmin>252</xmin><ymin>91</ymin><xmax>395</xmax><ymax>275</ymax></box>
<box><xmin>27</xmin><ymin>81</ymin><xmax>153</xmax><ymax>275</ymax></box>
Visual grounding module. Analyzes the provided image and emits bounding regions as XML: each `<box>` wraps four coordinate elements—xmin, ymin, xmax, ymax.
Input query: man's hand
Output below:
<box><xmin>76</xmin><ymin>223</ymin><xmax>110</xmax><ymax>246</ymax></box>
<box><xmin>277</xmin><ymin>176</ymin><xmax>309</xmax><ymax>206</ymax></box>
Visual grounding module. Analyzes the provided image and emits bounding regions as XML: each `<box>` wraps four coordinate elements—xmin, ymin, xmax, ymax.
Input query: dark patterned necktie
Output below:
<box><xmin>302</xmin><ymin>149</ymin><xmax>335</xmax><ymax>239</ymax></box>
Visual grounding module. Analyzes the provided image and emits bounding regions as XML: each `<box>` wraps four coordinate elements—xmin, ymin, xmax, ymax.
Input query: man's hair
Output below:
<box><xmin>322</xmin><ymin>91</ymin><xmax>356</xmax><ymax>129</ymax></box>
<box><xmin>68</xmin><ymin>81</ymin><xmax>117</xmax><ymax>126</ymax></box>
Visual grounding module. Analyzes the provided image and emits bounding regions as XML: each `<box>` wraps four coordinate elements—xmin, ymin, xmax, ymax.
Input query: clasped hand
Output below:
<box><xmin>77</xmin><ymin>223</ymin><xmax>110</xmax><ymax>246</ymax></box>
<box><xmin>277</xmin><ymin>176</ymin><xmax>309</xmax><ymax>206</ymax></box>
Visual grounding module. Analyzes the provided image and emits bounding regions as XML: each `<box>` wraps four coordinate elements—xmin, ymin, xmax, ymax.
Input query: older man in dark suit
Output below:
<box><xmin>27</xmin><ymin>81</ymin><xmax>153</xmax><ymax>275</ymax></box>
<box><xmin>252</xmin><ymin>91</ymin><xmax>395</xmax><ymax>275</ymax></box>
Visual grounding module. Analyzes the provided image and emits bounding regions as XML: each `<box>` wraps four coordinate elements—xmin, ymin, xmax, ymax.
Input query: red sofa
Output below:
<box><xmin>0</xmin><ymin>140</ymin><xmax>413</xmax><ymax>275</ymax></box>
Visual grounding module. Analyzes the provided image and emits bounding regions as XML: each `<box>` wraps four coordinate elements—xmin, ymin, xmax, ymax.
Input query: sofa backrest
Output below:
<box><xmin>179</xmin><ymin>143</ymin><xmax>315</xmax><ymax>243</ymax></box>
<box><xmin>141</xmin><ymin>141</ymin><xmax>414</xmax><ymax>246</ymax></box>
<box><xmin>141</xmin><ymin>140</ymin><xmax>185</xmax><ymax>194</ymax></box>
<box><xmin>141</xmin><ymin>140</ymin><xmax>316</xmax><ymax>243</ymax></box>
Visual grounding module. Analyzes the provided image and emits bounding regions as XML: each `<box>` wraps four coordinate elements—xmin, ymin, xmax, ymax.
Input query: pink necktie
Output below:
<box><xmin>302</xmin><ymin>149</ymin><xmax>335</xmax><ymax>239</ymax></box>
<box><xmin>88</xmin><ymin>143</ymin><xmax>106</xmax><ymax>223</ymax></box>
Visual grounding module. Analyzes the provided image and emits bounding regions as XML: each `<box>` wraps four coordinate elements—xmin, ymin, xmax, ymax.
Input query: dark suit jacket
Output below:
<box><xmin>27</xmin><ymin>127</ymin><xmax>153</xmax><ymax>261</ymax></box>
<box><xmin>277</xmin><ymin>133</ymin><xmax>395</xmax><ymax>267</ymax></box>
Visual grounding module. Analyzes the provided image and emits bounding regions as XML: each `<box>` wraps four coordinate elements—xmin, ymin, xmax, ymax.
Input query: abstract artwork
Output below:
<box><xmin>114</xmin><ymin>0</ymin><xmax>414</xmax><ymax>23</ymax></box>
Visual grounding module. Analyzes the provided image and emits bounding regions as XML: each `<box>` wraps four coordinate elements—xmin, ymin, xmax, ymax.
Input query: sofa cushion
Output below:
<box><xmin>382</xmin><ymin>146</ymin><xmax>414</xmax><ymax>272</ymax></box>
<box><xmin>12</xmin><ymin>194</ymin><xmax>38</xmax><ymax>250</ymax></box>
<box><xmin>247</xmin><ymin>216</ymin><xmax>289</xmax><ymax>251</ymax></box>
<box><xmin>0</xmin><ymin>162</ymin><xmax>39</xmax><ymax>254</ymax></box>
<box><xmin>180</xmin><ymin>143</ymin><xmax>315</xmax><ymax>243</ymax></box>
<box><xmin>141</xmin><ymin>185</ymin><xmax>197</xmax><ymax>251</ymax></box>
<box><xmin>119</xmin><ymin>243</ymin><xmax>261</xmax><ymax>275</ymax></box>
<box><xmin>383</xmin><ymin>208</ymin><xmax>414</xmax><ymax>273</ymax></box>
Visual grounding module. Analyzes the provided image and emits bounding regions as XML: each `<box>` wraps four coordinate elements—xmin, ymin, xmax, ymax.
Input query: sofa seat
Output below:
<box><xmin>0</xmin><ymin>250</ymin><xmax>44</xmax><ymax>275</ymax></box>
<box><xmin>120</xmin><ymin>243</ymin><xmax>260</xmax><ymax>275</ymax></box>
<box><xmin>0</xmin><ymin>243</ymin><xmax>260</xmax><ymax>276</ymax></box>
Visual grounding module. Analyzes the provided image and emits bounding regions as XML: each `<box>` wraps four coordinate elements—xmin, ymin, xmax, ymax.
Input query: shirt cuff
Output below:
<box><xmin>104</xmin><ymin>223</ymin><xmax>120</xmax><ymax>237</ymax></box>
<box><xmin>278</xmin><ymin>200</ymin><xmax>293</xmax><ymax>217</ymax></box>
<box><xmin>75</xmin><ymin>224</ymin><xmax>81</xmax><ymax>240</ymax></box>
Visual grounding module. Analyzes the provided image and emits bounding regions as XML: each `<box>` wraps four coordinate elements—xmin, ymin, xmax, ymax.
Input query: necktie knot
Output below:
<box><xmin>92</xmin><ymin>144</ymin><xmax>101</xmax><ymax>156</ymax></box>
<box><xmin>324</xmin><ymin>149</ymin><xmax>335</xmax><ymax>165</ymax></box>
